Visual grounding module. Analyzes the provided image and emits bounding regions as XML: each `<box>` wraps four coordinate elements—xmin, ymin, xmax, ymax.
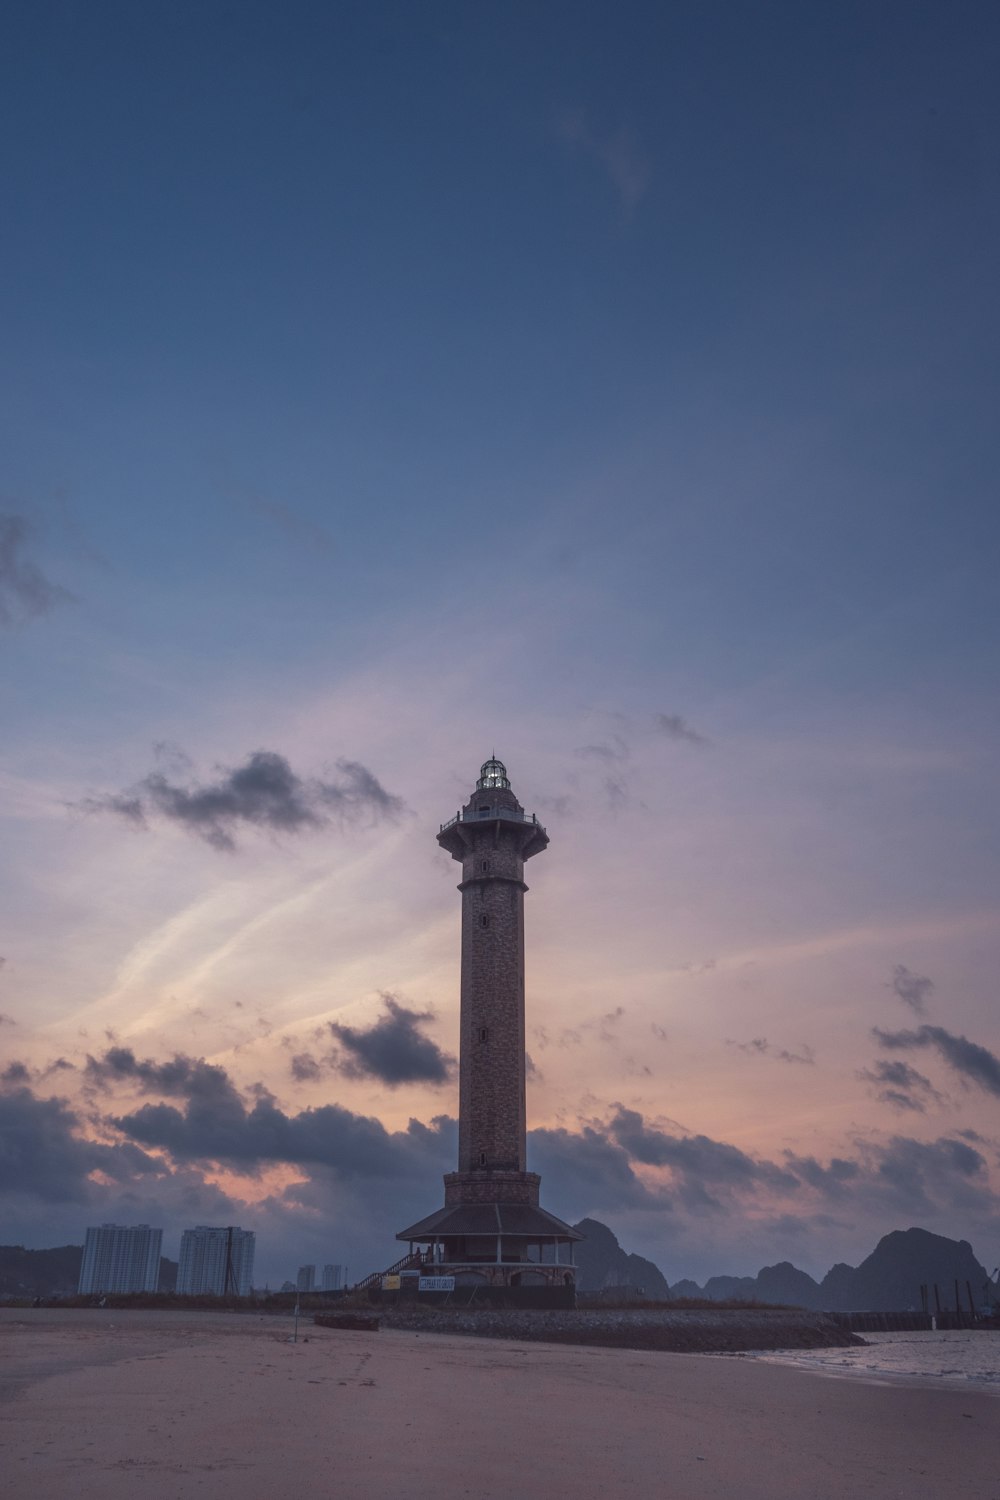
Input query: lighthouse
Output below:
<box><xmin>396</xmin><ymin>757</ymin><xmax>580</xmax><ymax>1300</ymax></box>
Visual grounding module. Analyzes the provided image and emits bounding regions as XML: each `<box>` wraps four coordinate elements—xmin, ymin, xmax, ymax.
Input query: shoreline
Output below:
<box><xmin>1</xmin><ymin>1309</ymin><xmax>997</xmax><ymax>1499</ymax></box>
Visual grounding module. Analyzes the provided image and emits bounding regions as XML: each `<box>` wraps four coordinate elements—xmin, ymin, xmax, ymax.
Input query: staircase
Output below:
<box><xmin>353</xmin><ymin>1249</ymin><xmax>427</xmax><ymax>1293</ymax></box>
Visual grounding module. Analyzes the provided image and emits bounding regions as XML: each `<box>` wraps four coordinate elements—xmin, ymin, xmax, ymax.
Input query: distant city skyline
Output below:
<box><xmin>1</xmin><ymin>2</ymin><xmax>999</xmax><ymax>1286</ymax></box>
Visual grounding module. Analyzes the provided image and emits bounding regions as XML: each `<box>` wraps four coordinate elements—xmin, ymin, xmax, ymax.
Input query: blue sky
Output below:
<box><xmin>1</xmin><ymin>1</ymin><xmax>999</xmax><ymax>1286</ymax></box>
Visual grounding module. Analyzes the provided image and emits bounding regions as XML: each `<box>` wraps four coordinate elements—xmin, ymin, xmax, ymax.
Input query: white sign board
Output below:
<box><xmin>418</xmin><ymin>1276</ymin><xmax>455</xmax><ymax>1292</ymax></box>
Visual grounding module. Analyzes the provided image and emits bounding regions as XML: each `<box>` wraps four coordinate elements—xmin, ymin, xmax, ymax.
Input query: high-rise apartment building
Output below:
<box><xmin>177</xmin><ymin>1226</ymin><xmax>255</xmax><ymax>1295</ymax></box>
<box><xmin>296</xmin><ymin>1264</ymin><xmax>316</xmax><ymax>1292</ymax></box>
<box><xmin>321</xmin><ymin>1263</ymin><xmax>342</xmax><ymax>1291</ymax></box>
<box><xmin>78</xmin><ymin>1223</ymin><xmax>163</xmax><ymax>1294</ymax></box>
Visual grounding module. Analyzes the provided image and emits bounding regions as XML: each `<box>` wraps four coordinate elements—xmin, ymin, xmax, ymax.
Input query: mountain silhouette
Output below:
<box><xmin>572</xmin><ymin>1224</ymin><xmax>990</xmax><ymax>1310</ymax></box>
<box><xmin>819</xmin><ymin>1228</ymin><xmax>988</xmax><ymax>1312</ymax></box>
<box><xmin>572</xmin><ymin>1217</ymin><xmax>671</xmax><ymax>1297</ymax></box>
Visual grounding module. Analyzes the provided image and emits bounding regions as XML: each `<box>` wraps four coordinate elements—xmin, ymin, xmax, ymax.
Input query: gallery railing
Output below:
<box><xmin>439</xmin><ymin>808</ymin><xmax>545</xmax><ymax>833</ymax></box>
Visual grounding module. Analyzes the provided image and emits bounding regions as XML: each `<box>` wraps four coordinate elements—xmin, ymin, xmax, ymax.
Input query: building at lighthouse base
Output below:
<box><xmin>395</xmin><ymin>1169</ymin><xmax>582</xmax><ymax>1304</ymax></box>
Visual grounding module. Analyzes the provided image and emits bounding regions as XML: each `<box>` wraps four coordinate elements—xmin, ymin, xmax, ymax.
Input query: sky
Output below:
<box><xmin>1</xmin><ymin>1</ymin><xmax>999</xmax><ymax>1289</ymax></box>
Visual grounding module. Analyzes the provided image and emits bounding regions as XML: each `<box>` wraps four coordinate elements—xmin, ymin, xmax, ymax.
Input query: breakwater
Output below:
<box><xmin>319</xmin><ymin>1305</ymin><xmax>863</xmax><ymax>1352</ymax></box>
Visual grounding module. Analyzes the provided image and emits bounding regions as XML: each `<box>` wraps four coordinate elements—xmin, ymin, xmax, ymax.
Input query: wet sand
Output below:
<box><xmin>1</xmin><ymin>1308</ymin><xmax>997</xmax><ymax>1499</ymax></box>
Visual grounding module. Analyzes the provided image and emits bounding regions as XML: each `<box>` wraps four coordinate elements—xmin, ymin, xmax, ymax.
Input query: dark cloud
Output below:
<box><xmin>868</xmin><ymin>1135</ymin><xmax>987</xmax><ymax>1214</ymax></box>
<box><xmin>114</xmin><ymin>1086</ymin><xmax>455</xmax><ymax>1183</ymax></box>
<box><xmin>654</xmin><ymin>712</ymin><xmax>710</xmax><ymax>746</ymax></box>
<box><xmin>857</xmin><ymin>1058</ymin><xmax>943</xmax><ymax>1112</ymax></box>
<box><xmin>0</xmin><ymin>1082</ymin><xmax>163</xmax><ymax>1202</ymax></box>
<box><xmin>782</xmin><ymin>1154</ymin><xmax>860</xmax><ymax>1199</ymax></box>
<box><xmin>84</xmin><ymin>1046</ymin><xmax>240</xmax><ymax>1104</ymax></box>
<box><xmin>606</xmin><ymin>1107</ymin><xmax>799</xmax><ymax>1204</ymax></box>
<box><xmin>874</xmin><ymin>1024</ymin><xmax>1000</xmax><ymax>1097</ymax></box>
<box><xmin>783</xmin><ymin>1134</ymin><xmax>988</xmax><ymax>1227</ymax></box>
<box><xmin>82</xmin><ymin>749</ymin><xmax>404</xmax><ymax>851</ymax></box>
<box><xmin>6</xmin><ymin>1046</ymin><xmax>1000</xmax><ymax>1288</ymax></box>
<box><xmin>729</xmin><ymin>1037</ymin><xmax>816</xmax><ymax>1066</ymax></box>
<box><xmin>2</xmin><ymin>1057</ymin><xmax>75</xmax><ymax>1085</ymax></box>
<box><xmin>329</xmin><ymin>994</ymin><xmax>455</xmax><ymax>1087</ymax></box>
<box><xmin>0</xmin><ymin>514</ymin><xmax>70</xmax><ymax>625</ymax></box>
<box><xmin>887</xmin><ymin>964</ymin><xmax>934</xmax><ymax>1015</ymax></box>
<box><xmin>528</xmin><ymin>1123</ymin><xmax>656</xmax><ymax>1214</ymax></box>
<box><xmin>289</xmin><ymin>1053</ymin><xmax>322</xmax><ymax>1083</ymax></box>
<box><xmin>0</xmin><ymin>1012</ymin><xmax>15</xmax><ymax>1026</ymax></box>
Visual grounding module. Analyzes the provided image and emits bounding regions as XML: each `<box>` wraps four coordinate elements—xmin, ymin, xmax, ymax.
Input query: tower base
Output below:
<box><xmin>396</xmin><ymin>1173</ymin><xmax>582</xmax><ymax>1295</ymax></box>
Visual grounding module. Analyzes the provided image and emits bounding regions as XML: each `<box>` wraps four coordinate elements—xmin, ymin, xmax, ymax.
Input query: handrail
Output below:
<box><xmin>353</xmin><ymin>1249</ymin><xmax>428</xmax><ymax>1292</ymax></box>
<box><xmin>439</xmin><ymin>809</ymin><xmax>544</xmax><ymax>834</ymax></box>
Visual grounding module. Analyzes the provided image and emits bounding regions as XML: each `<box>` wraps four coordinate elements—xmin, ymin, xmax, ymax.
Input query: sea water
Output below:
<box><xmin>742</xmin><ymin>1329</ymin><xmax>1000</xmax><ymax>1394</ymax></box>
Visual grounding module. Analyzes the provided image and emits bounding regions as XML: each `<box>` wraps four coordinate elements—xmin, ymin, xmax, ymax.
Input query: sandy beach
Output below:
<box><xmin>1</xmin><ymin>1309</ymin><xmax>996</xmax><ymax>1499</ymax></box>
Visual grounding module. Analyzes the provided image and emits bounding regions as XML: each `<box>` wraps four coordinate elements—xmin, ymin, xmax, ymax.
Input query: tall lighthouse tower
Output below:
<box><xmin>396</xmin><ymin>757</ymin><xmax>580</xmax><ymax>1300</ymax></box>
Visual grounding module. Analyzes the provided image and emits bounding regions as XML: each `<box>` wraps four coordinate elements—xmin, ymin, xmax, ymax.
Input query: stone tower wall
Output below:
<box><xmin>457</xmin><ymin>833</ymin><xmax>528</xmax><ymax>1174</ymax></box>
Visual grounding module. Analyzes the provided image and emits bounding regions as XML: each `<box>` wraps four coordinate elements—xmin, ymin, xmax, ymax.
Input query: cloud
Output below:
<box><xmin>887</xmin><ymin>964</ymin><xmax>934</xmax><ymax>1015</ymax></box>
<box><xmin>782</xmin><ymin>1153</ymin><xmax>860</xmax><ymax>1199</ymax></box>
<box><xmin>729</xmin><ymin>1037</ymin><xmax>816</xmax><ymax>1065</ymax></box>
<box><xmin>83</xmin><ymin>1046</ymin><xmax>241</xmax><ymax>1104</ymax></box>
<box><xmin>0</xmin><ymin>514</ymin><xmax>71</xmax><ymax>625</ymax></box>
<box><xmin>289</xmin><ymin>1053</ymin><xmax>322</xmax><ymax>1083</ymax></box>
<box><xmin>82</xmin><ymin>749</ymin><xmax>404</xmax><ymax>851</ymax></box>
<box><xmin>328</xmin><ymin>994</ymin><xmax>455</xmax><ymax>1087</ymax></box>
<box><xmin>873</xmin><ymin>1024</ymin><xmax>1000</xmax><ymax>1097</ymax></box>
<box><xmin>606</xmin><ymin>1107</ymin><xmax>799</xmax><ymax>1203</ymax></box>
<box><xmin>556</xmin><ymin>1007</ymin><xmax>625</xmax><ymax>1049</ymax></box>
<box><xmin>857</xmin><ymin>1058</ymin><xmax>944</xmax><ymax>1112</ymax></box>
<box><xmin>1</xmin><ymin>1057</ymin><xmax>75</xmax><ymax>1085</ymax></box>
<box><xmin>0</xmin><ymin>1081</ymin><xmax>163</xmax><ymax>1203</ymax></box>
<box><xmin>6</xmin><ymin>1045</ymin><xmax>1000</xmax><ymax>1285</ymax></box>
<box><xmin>866</xmin><ymin>1134</ymin><xmax>987</xmax><ymax>1212</ymax></box>
<box><xmin>574</xmin><ymin>738</ymin><xmax>629</xmax><ymax>765</ymax></box>
<box><xmin>528</xmin><ymin>1123</ymin><xmax>656</xmax><ymax>1213</ymax></box>
<box><xmin>113</xmin><ymin>1086</ymin><xmax>455</xmax><ymax>1183</ymax></box>
<box><xmin>557</xmin><ymin>110</ymin><xmax>650</xmax><ymax>213</ymax></box>
<box><xmin>654</xmin><ymin>712</ymin><xmax>710</xmax><ymax>746</ymax></box>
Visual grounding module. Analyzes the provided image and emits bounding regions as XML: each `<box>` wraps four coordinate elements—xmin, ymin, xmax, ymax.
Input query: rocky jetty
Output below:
<box><xmin>374</xmin><ymin>1304</ymin><xmax>862</xmax><ymax>1353</ymax></box>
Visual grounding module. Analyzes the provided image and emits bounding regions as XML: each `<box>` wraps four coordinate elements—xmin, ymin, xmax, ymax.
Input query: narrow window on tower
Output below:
<box><xmin>480</xmin><ymin>913</ymin><xmax>489</xmax><ymax>928</ymax></box>
<box><xmin>479</xmin><ymin>1151</ymin><xmax>487</xmax><ymax>1166</ymax></box>
<box><xmin>481</xmin><ymin>859</ymin><xmax>490</xmax><ymax>874</ymax></box>
<box><xmin>479</xmin><ymin>1026</ymin><xmax>489</xmax><ymax>1043</ymax></box>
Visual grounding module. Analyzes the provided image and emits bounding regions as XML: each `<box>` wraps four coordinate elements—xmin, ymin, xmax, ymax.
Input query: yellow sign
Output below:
<box><xmin>382</xmin><ymin>1274</ymin><xmax>401</xmax><ymax>1291</ymax></box>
